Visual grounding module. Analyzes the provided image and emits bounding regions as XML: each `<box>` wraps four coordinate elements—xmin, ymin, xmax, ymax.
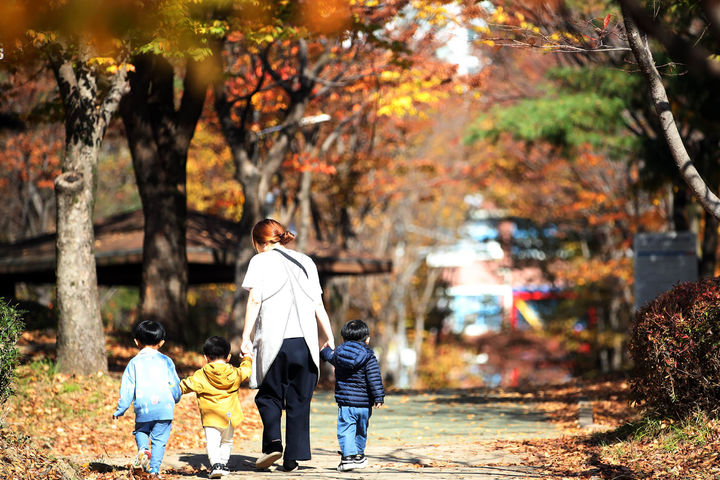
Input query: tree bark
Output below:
<box><xmin>49</xmin><ymin>42</ymin><xmax>128</xmax><ymax>374</ymax></box>
<box><xmin>120</xmin><ymin>54</ymin><xmax>211</xmax><ymax>342</ymax></box>
<box><xmin>297</xmin><ymin>169</ymin><xmax>313</xmax><ymax>252</ymax></box>
<box><xmin>621</xmin><ymin>1</ymin><xmax>720</xmax><ymax>220</ymax></box>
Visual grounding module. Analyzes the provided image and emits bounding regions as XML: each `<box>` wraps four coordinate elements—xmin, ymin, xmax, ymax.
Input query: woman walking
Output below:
<box><xmin>240</xmin><ymin>218</ymin><xmax>335</xmax><ymax>471</ymax></box>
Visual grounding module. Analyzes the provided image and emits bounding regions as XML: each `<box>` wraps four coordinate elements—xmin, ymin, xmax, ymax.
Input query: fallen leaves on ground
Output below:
<box><xmin>0</xmin><ymin>426</ymin><xmax>84</xmax><ymax>480</ymax></box>
<box><xmin>4</xmin><ymin>330</ymin><xmax>263</xmax><ymax>479</ymax></box>
<box><xmin>8</xmin><ymin>331</ymin><xmax>720</xmax><ymax>479</ymax></box>
<box><xmin>501</xmin><ymin>377</ymin><xmax>720</xmax><ymax>479</ymax></box>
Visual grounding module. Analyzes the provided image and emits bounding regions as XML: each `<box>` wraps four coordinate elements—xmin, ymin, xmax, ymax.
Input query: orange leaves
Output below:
<box><xmin>296</xmin><ymin>0</ymin><xmax>352</xmax><ymax>35</ymax></box>
<box><xmin>282</xmin><ymin>152</ymin><xmax>337</xmax><ymax>175</ymax></box>
<box><xmin>0</xmin><ymin>127</ymin><xmax>62</xmax><ymax>190</ymax></box>
<box><xmin>8</xmin><ymin>332</ymin><xmax>263</xmax><ymax>464</ymax></box>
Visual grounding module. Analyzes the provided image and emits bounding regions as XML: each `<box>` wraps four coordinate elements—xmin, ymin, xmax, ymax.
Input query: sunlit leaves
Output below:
<box><xmin>187</xmin><ymin>127</ymin><xmax>244</xmax><ymax>221</ymax></box>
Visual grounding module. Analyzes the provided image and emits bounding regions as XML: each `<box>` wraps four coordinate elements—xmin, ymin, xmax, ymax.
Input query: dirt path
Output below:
<box><xmin>99</xmin><ymin>390</ymin><xmax>566</xmax><ymax>479</ymax></box>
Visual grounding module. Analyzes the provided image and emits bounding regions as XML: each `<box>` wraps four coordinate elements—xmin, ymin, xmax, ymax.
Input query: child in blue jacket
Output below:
<box><xmin>113</xmin><ymin>320</ymin><xmax>182</xmax><ymax>478</ymax></box>
<box><xmin>320</xmin><ymin>319</ymin><xmax>385</xmax><ymax>472</ymax></box>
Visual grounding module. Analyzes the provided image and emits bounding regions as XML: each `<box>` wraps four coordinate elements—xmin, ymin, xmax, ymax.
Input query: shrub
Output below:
<box><xmin>0</xmin><ymin>298</ymin><xmax>24</xmax><ymax>405</ymax></box>
<box><xmin>630</xmin><ymin>277</ymin><xmax>720</xmax><ymax>419</ymax></box>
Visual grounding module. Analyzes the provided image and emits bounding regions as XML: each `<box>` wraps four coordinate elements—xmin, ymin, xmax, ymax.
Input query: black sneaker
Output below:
<box><xmin>353</xmin><ymin>454</ymin><xmax>368</xmax><ymax>468</ymax></box>
<box><xmin>337</xmin><ymin>456</ymin><xmax>357</xmax><ymax>472</ymax></box>
<box><xmin>283</xmin><ymin>459</ymin><xmax>298</xmax><ymax>472</ymax></box>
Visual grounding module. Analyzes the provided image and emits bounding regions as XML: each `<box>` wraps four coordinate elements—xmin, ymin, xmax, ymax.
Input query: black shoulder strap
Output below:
<box><xmin>274</xmin><ymin>248</ymin><xmax>308</xmax><ymax>278</ymax></box>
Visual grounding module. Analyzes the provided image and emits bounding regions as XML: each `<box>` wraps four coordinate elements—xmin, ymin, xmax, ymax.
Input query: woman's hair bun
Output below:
<box><xmin>279</xmin><ymin>230</ymin><xmax>296</xmax><ymax>245</ymax></box>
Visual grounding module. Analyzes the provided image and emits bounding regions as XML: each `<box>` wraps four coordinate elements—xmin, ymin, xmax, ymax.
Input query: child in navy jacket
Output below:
<box><xmin>320</xmin><ymin>319</ymin><xmax>384</xmax><ymax>472</ymax></box>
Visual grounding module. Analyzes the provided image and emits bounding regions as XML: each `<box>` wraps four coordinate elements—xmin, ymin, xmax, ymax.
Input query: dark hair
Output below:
<box><xmin>252</xmin><ymin>218</ymin><xmax>295</xmax><ymax>247</ymax></box>
<box><xmin>133</xmin><ymin>320</ymin><xmax>166</xmax><ymax>346</ymax></box>
<box><xmin>203</xmin><ymin>336</ymin><xmax>231</xmax><ymax>360</ymax></box>
<box><xmin>340</xmin><ymin>319</ymin><xmax>370</xmax><ymax>342</ymax></box>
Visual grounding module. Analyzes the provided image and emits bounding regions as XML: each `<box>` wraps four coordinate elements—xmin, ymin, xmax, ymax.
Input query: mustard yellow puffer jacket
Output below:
<box><xmin>180</xmin><ymin>357</ymin><xmax>252</xmax><ymax>428</ymax></box>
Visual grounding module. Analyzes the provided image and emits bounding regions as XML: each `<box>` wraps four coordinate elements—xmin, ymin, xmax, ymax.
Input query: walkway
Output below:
<box><xmin>156</xmin><ymin>389</ymin><xmax>563</xmax><ymax>479</ymax></box>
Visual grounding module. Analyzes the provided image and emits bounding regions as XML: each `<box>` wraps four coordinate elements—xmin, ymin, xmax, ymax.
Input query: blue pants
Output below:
<box><xmin>134</xmin><ymin>420</ymin><xmax>172</xmax><ymax>474</ymax></box>
<box><xmin>337</xmin><ymin>406</ymin><xmax>371</xmax><ymax>456</ymax></box>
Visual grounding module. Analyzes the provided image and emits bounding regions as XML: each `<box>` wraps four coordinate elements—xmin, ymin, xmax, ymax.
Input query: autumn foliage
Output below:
<box><xmin>630</xmin><ymin>277</ymin><xmax>720</xmax><ymax>419</ymax></box>
<box><xmin>0</xmin><ymin>298</ymin><xmax>24</xmax><ymax>404</ymax></box>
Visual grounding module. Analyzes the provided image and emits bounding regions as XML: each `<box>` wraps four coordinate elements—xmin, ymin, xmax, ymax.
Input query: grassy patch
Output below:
<box><xmin>592</xmin><ymin>413</ymin><xmax>720</xmax><ymax>478</ymax></box>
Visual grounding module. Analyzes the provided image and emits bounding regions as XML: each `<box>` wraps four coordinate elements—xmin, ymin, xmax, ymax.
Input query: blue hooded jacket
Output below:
<box><xmin>113</xmin><ymin>347</ymin><xmax>182</xmax><ymax>423</ymax></box>
<box><xmin>320</xmin><ymin>341</ymin><xmax>385</xmax><ymax>407</ymax></box>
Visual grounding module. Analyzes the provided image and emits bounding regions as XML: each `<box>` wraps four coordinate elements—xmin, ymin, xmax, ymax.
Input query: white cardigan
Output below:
<box><xmin>242</xmin><ymin>247</ymin><xmax>323</xmax><ymax>388</ymax></box>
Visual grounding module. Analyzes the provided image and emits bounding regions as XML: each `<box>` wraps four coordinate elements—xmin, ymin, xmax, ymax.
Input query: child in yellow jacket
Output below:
<box><xmin>180</xmin><ymin>336</ymin><xmax>252</xmax><ymax>478</ymax></box>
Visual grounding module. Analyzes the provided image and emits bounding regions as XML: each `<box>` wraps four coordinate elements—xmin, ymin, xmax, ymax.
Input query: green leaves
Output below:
<box><xmin>0</xmin><ymin>298</ymin><xmax>24</xmax><ymax>406</ymax></box>
<box><xmin>467</xmin><ymin>66</ymin><xmax>641</xmax><ymax>158</ymax></box>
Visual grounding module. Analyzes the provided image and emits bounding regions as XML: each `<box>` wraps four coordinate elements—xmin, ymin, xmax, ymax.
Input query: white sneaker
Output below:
<box><xmin>209</xmin><ymin>463</ymin><xmax>225</xmax><ymax>478</ymax></box>
<box><xmin>337</xmin><ymin>456</ymin><xmax>357</xmax><ymax>472</ymax></box>
<box><xmin>255</xmin><ymin>451</ymin><xmax>282</xmax><ymax>469</ymax></box>
<box><xmin>353</xmin><ymin>454</ymin><xmax>368</xmax><ymax>468</ymax></box>
<box><xmin>132</xmin><ymin>449</ymin><xmax>151</xmax><ymax>471</ymax></box>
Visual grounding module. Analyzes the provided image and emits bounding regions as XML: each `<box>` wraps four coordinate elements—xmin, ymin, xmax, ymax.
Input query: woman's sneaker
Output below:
<box><xmin>132</xmin><ymin>449</ymin><xmax>151</xmax><ymax>471</ymax></box>
<box><xmin>337</xmin><ymin>456</ymin><xmax>358</xmax><ymax>472</ymax></box>
<box><xmin>255</xmin><ymin>451</ymin><xmax>282</xmax><ymax>469</ymax></box>
<box><xmin>353</xmin><ymin>454</ymin><xmax>368</xmax><ymax>469</ymax></box>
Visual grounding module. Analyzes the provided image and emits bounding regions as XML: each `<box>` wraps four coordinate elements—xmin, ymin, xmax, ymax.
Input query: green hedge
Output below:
<box><xmin>630</xmin><ymin>277</ymin><xmax>720</xmax><ymax>419</ymax></box>
<box><xmin>0</xmin><ymin>298</ymin><xmax>24</xmax><ymax>405</ymax></box>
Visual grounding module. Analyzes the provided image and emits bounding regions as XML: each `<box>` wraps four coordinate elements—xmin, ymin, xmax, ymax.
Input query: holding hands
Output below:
<box><xmin>240</xmin><ymin>336</ymin><xmax>253</xmax><ymax>356</ymax></box>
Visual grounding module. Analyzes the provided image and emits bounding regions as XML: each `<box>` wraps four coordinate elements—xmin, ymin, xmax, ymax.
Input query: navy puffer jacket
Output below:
<box><xmin>320</xmin><ymin>341</ymin><xmax>385</xmax><ymax>407</ymax></box>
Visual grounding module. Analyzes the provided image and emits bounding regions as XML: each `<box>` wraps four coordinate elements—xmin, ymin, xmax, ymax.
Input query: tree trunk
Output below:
<box><xmin>408</xmin><ymin>268</ymin><xmax>439</xmax><ymax>387</ymax></box>
<box><xmin>55</xmin><ymin>170</ymin><xmax>106</xmax><ymax>374</ymax></box>
<box><xmin>213</xmin><ymin>78</ymin><xmax>309</xmax><ymax>345</ymax></box>
<box><xmin>296</xmin><ymin>169</ymin><xmax>313</xmax><ymax>252</ymax></box>
<box><xmin>49</xmin><ymin>43</ymin><xmax>128</xmax><ymax>374</ymax></box>
<box><xmin>120</xmin><ymin>54</ymin><xmax>211</xmax><ymax>342</ymax></box>
<box><xmin>621</xmin><ymin>1</ymin><xmax>720</xmax><ymax>220</ymax></box>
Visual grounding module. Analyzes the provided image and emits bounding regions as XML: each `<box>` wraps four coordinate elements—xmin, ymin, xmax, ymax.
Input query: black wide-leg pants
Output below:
<box><xmin>255</xmin><ymin>337</ymin><xmax>318</xmax><ymax>461</ymax></box>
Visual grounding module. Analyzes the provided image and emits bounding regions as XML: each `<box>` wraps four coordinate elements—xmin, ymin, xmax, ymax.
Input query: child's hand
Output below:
<box><xmin>373</xmin><ymin>402</ymin><xmax>383</xmax><ymax>409</ymax></box>
<box><xmin>240</xmin><ymin>337</ymin><xmax>253</xmax><ymax>356</ymax></box>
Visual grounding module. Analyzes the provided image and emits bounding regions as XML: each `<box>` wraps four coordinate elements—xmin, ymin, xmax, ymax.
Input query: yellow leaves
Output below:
<box><xmin>411</xmin><ymin>0</ymin><xmax>453</xmax><ymax>27</ymax></box>
<box><xmin>26</xmin><ymin>29</ymin><xmax>56</xmax><ymax>47</ymax></box>
<box><xmin>519</xmin><ymin>21</ymin><xmax>541</xmax><ymax>34</ymax></box>
<box><xmin>473</xmin><ymin>24</ymin><xmax>491</xmax><ymax>35</ymax></box>
<box><xmin>88</xmin><ymin>57</ymin><xmax>135</xmax><ymax>75</ymax></box>
<box><xmin>187</xmin><ymin>128</ymin><xmax>244</xmax><ymax>221</ymax></box>
<box><xmin>376</xmin><ymin>69</ymin><xmax>448</xmax><ymax>118</ymax></box>
<box><xmin>489</xmin><ymin>5</ymin><xmax>508</xmax><ymax>24</ymax></box>
<box><xmin>106</xmin><ymin>63</ymin><xmax>135</xmax><ymax>74</ymax></box>
<box><xmin>380</xmin><ymin>70</ymin><xmax>401</xmax><ymax>82</ymax></box>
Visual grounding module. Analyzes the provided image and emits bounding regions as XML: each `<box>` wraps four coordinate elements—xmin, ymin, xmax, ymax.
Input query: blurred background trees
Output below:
<box><xmin>1</xmin><ymin>0</ymin><xmax>717</xmax><ymax>387</ymax></box>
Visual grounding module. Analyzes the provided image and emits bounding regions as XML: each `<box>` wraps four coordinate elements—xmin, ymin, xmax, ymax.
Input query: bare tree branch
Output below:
<box><xmin>621</xmin><ymin>0</ymin><xmax>720</xmax><ymax>219</ymax></box>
